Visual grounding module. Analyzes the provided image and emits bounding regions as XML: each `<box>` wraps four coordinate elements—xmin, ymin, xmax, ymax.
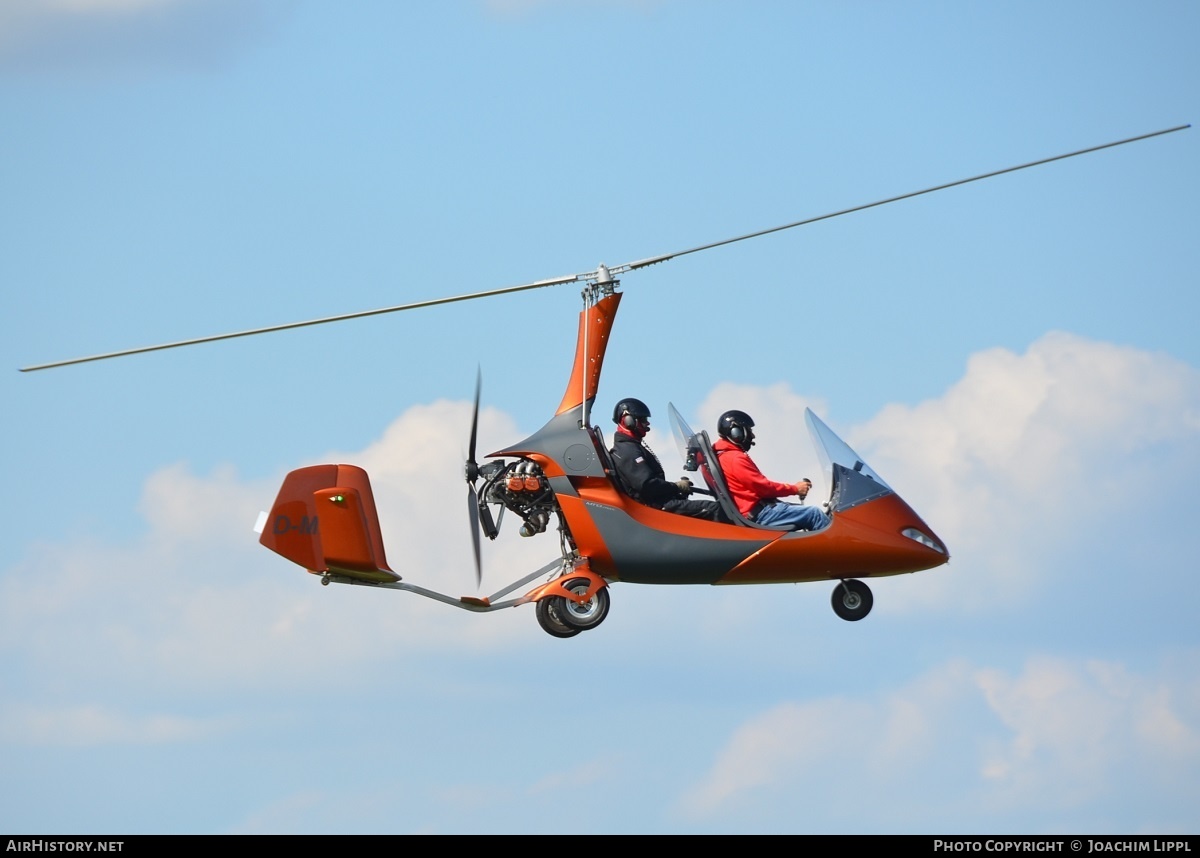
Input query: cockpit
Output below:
<box><xmin>666</xmin><ymin>403</ymin><xmax>896</xmax><ymax>524</ymax></box>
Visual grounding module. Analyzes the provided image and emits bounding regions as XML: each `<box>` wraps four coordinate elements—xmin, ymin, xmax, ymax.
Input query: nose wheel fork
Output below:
<box><xmin>831</xmin><ymin>579</ymin><xmax>873</xmax><ymax>621</ymax></box>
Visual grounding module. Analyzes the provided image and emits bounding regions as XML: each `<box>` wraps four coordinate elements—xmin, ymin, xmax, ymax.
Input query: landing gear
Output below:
<box><xmin>535</xmin><ymin>576</ymin><xmax>610</xmax><ymax>638</ymax></box>
<box><xmin>831</xmin><ymin>578</ymin><xmax>873</xmax><ymax>621</ymax></box>
<box><xmin>557</xmin><ymin>577</ymin><xmax>609</xmax><ymax>630</ymax></box>
<box><xmin>536</xmin><ymin>597</ymin><xmax>581</xmax><ymax>638</ymax></box>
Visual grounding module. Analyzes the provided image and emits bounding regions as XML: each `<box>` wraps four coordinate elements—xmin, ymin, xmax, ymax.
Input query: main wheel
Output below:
<box><xmin>536</xmin><ymin>597</ymin><xmax>580</xmax><ymax>638</ymax></box>
<box><xmin>831</xmin><ymin>578</ymin><xmax>873</xmax><ymax>621</ymax></box>
<box><xmin>557</xmin><ymin>577</ymin><xmax>610</xmax><ymax>631</ymax></box>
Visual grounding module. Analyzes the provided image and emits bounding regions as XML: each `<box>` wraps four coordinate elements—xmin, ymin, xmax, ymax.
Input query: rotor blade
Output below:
<box><xmin>19</xmin><ymin>274</ymin><xmax>582</xmax><ymax>372</ymax></box>
<box><xmin>21</xmin><ymin>125</ymin><xmax>1188</xmax><ymax>373</ymax></box>
<box><xmin>467</xmin><ymin>484</ymin><xmax>483</xmax><ymax>589</ymax></box>
<box><xmin>616</xmin><ymin>124</ymin><xmax>1191</xmax><ymax>273</ymax></box>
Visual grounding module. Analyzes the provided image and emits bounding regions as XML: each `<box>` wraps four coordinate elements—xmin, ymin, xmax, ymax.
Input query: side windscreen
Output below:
<box><xmin>667</xmin><ymin>402</ymin><xmax>699</xmax><ymax>470</ymax></box>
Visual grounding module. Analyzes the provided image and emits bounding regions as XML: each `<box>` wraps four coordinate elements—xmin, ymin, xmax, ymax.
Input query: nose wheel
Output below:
<box><xmin>831</xmin><ymin>578</ymin><xmax>873</xmax><ymax>621</ymax></box>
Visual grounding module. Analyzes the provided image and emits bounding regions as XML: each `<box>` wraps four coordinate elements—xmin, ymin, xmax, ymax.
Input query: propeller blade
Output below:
<box><xmin>465</xmin><ymin>368</ymin><xmax>481</xmax><ymax>484</ymax></box>
<box><xmin>464</xmin><ymin>369</ymin><xmax>484</xmax><ymax>588</ymax></box>
<box><xmin>467</xmin><ymin>484</ymin><xmax>483</xmax><ymax>588</ymax></box>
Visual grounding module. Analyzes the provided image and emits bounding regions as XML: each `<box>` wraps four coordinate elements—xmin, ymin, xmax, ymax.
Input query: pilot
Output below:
<box><xmin>712</xmin><ymin>410</ymin><xmax>829</xmax><ymax>531</ymax></box>
<box><xmin>609</xmin><ymin>398</ymin><xmax>723</xmax><ymax>521</ymax></box>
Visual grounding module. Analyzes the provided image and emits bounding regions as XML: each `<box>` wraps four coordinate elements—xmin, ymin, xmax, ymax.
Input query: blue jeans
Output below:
<box><xmin>753</xmin><ymin>501</ymin><xmax>828</xmax><ymax>531</ymax></box>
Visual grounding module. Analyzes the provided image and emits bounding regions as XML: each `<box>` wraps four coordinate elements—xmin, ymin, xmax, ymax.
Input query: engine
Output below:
<box><xmin>475</xmin><ymin>458</ymin><xmax>567</xmax><ymax>543</ymax></box>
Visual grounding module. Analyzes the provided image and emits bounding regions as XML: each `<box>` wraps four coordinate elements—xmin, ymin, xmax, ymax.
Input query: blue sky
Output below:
<box><xmin>2</xmin><ymin>0</ymin><xmax>1198</xmax><ymax>834</ymax></box>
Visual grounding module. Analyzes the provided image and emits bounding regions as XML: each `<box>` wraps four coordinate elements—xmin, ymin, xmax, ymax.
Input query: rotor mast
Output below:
<box><xmin>561</xmin><ymin>264</ymin><xmax>621</xmax><ymax>427</ymax></box>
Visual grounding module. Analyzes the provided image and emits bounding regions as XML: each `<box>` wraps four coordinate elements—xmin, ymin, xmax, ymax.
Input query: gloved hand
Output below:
<box><xmin>675</xmin><ymin>478</ymin><xmax>693</xmax><ymax>497</ymax></box>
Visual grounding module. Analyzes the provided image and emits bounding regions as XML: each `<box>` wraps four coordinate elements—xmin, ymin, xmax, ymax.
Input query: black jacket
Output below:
<box><xmin>609</xmin><ymin>431</ymin><xmax>687</xmax><ymax>507</ymax></box>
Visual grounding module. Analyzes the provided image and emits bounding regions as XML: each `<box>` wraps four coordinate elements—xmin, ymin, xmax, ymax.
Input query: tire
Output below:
<box><xmin>831</xmin><ymin>578</ymin><xmax>873</xmax><ymax>622</ymax></box>
<box><xmin>536</xmin><ymin>596</ymin><xmax>580</xmax><ymax>638</ymax></box>
<box><xmin>556</xmin><ymin>577</ymin><xmax>610</xmax><ymax>631</ymax></box>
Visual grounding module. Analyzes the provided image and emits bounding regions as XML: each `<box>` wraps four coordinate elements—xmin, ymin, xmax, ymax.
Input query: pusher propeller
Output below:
<box><xmin>464</xmin><ymin>369</ymin><xmax>484</xmax><ymax>587</ymax></box>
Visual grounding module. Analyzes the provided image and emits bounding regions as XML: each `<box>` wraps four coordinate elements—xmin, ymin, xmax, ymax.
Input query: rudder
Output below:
<box><xmin>259</xmin><ymin>464</ymin><xmax>398</xmax><ymax>583</ymax></box>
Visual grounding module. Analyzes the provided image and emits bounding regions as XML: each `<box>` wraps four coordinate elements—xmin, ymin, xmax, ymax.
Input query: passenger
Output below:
<box><xmin>713</xmin><ymin>410</ymin><xmax>829</xmax><ymax>531</ymax></box>
<box><xmin>609</xmin><ymin>398</ymin><xmax>723</xmax><ymax>521</ymax></box>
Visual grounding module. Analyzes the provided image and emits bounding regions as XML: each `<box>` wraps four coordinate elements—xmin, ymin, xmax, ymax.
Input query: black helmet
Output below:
<box><xmin>613</xmin><ymin>397</ymin><xmax>651</xmax><ymax>430</ymax></box>
<box><xmin>717</xmin><ymin>410</ymin><xmax>755</xmax><ymax>449</ymax></box>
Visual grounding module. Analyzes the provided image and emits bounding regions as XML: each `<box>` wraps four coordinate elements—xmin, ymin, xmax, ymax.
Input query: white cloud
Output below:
<box><xmin>678</xmin><ymin>654</ymin><xmax>1200</xmax><ymax>829</ymax></box>
<box><xmin>6</xmin><ymin>335</ymin><xmax>1196</xmax><ymax>678</ymax></box>
<box><xmin>679</xmin><ymin>696</ymin><xmax>865</xmax><ymax>816</ymax></box>
<box><xmin>320</xmin><ymin>397</ymin><xmax>559</xmax><ymax>599</ymax></box>
<box><xmin>3</xmin><ymin>333</ymin><xmax>1198</xmax><ymax>774</ymax></box>
<box><xmin>529</xmin><ymin>756</ymin><xmax>619</xmax><ymax>794</ymax></box>
<box><xmin>0</xmin><ymin>0</ymin><xmax>284</xmax><ymax>70</ymax></box>
<box><xmin>688</xmin><ymin>334</ymin><xmax>1200</xmax><ymax>615</ymax></box>
<box><xmin>0</xmin><ymin>398</ymin><xmax>562</xmax><ymax>715</ymax></box>
<box><xmin>855</xmin><ymin>332</ymin><xmax>1200</xmax><ymax>498</ymax></box>
<box><xmin>139</xmin><ymin>462</ymin><xmax>267</xmax><ymax>547</ymax></box>
<box><xmin>482</xmin><ymin>0</ymin><xmax>663</xmax><ymax>17</ymax></box>
<box><xmin>856</xmin><ymin>333</ymin><xmax>1200</xmax><ymax>612</ymax></box>
<box><xmin>229</xmin><ymin>790</ymin><xmax>327</xmax><ymax>835</ymax></box>
<box><xmin>695</xmin><ymin>381</ymin><xmax>830</xmax><ymax>496</ymax></box>
<box><xmin>0</xmin><ymin>703</ymin><xmax>236</xmax><ymax>746</ymax></box>
<box><xmin>976</xmin><ymin>657</ymin><xmax>1200</xmax><ymax>807</ymax></box>
<box><xmin>0</xmin><ymin>0</ymin><xmax>183</xmax><ymax>46</ymax></box>
<box><xmin>43</xmin><ymin>0</ymin><xmax>179</xmax><ymax>12</ymax></box>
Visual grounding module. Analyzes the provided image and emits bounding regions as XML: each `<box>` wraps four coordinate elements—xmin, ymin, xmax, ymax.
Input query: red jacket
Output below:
<box><xmin>712</xmin><ymin>438</ymin><xmax>797</xmax><ymax>517</ymax></box>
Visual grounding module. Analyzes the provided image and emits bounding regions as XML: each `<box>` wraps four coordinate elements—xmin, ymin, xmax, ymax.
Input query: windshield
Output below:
<box><xmin>804</xmin><ymin>408</ymin><xmax>891</xmax><ymax>491</ymax></box>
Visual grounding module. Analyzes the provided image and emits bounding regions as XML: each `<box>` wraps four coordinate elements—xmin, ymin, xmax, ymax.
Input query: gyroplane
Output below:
<box><xmin>21</xmin><ymin>126</ymin><xmax>1188</xmax><ymax>638</ymax></box>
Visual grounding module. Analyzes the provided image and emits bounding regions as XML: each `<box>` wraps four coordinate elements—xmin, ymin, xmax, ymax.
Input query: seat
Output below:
<box><xmin>587</xmin><ymin>425</ymin><xmax>634</xmax><ymax>497</ymax></box>
<box><xmin>689</xmin><ymin>430</ymin><xmax>790</xmax><ymax>531</ymax></box>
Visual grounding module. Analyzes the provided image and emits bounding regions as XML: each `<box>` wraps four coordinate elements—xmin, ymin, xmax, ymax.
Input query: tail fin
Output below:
<box><xmin>259</xmin><ymin>464</ymin><xmax>399</xmax><ymax>583</ymax></box>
